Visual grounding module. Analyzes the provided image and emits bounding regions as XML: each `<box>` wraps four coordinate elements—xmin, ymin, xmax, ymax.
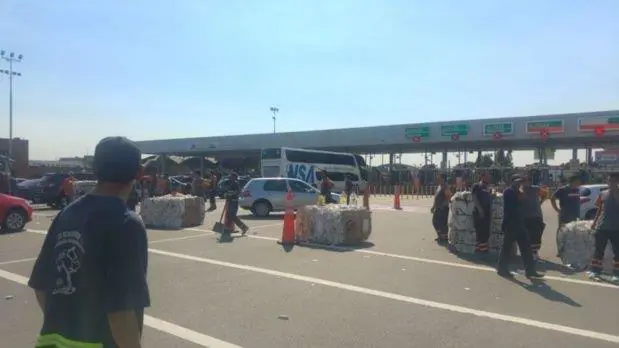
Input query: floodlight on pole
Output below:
<box><xmin>0</xmin><ymin>50</ymin><xmax>23</xmax><ymax>162</ymax></box>
<box><xmin>270</xmin><ymin>106</ymin><xmax>279</xmax><ymax>133</ymax></box>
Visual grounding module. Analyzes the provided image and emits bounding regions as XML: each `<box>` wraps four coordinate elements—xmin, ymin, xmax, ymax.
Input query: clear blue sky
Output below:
<box><xmin>1</xmin><ymin>0</ymin><xmax>618</xmax><ymax>164</ymax></box>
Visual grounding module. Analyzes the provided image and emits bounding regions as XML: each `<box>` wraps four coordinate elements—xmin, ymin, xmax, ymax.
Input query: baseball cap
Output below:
<box><xmin>93</xmin><ymin>136</ymin><xmax>142</xmax><ymax>184</ymax></box>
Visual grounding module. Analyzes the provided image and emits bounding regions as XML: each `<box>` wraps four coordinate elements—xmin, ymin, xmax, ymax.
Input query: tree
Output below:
<box><xmin>478</xmin><ymin>154</ymin><xmax>494</xmax><ymax>168</ymax></box>
<box><xmin>494</xmin><ymin>149</ymin><xmax>513</xmax><ymax>168</ymax></box>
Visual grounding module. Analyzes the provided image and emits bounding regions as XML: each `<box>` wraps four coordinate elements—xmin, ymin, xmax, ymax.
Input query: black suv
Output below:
<box><xmin>15</xmin><ymin>172</ymin><xmax>96</xmax><ymax>208</ymax></box>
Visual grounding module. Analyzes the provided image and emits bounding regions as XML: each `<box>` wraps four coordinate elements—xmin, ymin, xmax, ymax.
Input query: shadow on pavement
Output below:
<box><xmin>240</xmin><ymin>214</ymin><xmax>284</xmax><ymax>221</ymax></box>
<box><xmin>505</xmin><ymin>277</ymin><xmax>582</xmax><ymax>307</ymax></box>
<box><xmin>450</xmin><ymin>249</ymin><xmax>577</xmax><ymax>276</ymax></box>
<box><xmin>216</xmin><ymin>232</ymin><xmax>247</xmax><ymax>243</ymax></box>
<box><xmin>296</xmin><ymin>241</ymin><xmax>375</xmax><ymax>253</ymax></box>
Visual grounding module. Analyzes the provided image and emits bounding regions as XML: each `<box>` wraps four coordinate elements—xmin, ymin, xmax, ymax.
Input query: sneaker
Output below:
<box><xmin>497</xmin><ymin>270</ymin><xmax>515</xmax><ymax>278</ymax></box>
<box><xmin>525</xmin><ymin>272</ymin><xmax>545</xmax><ymax>279</ymax></box>
<box><xmin>241</xmin><ymin>226</ymin><xmax>249</xmax><ymax>236</ymax></box>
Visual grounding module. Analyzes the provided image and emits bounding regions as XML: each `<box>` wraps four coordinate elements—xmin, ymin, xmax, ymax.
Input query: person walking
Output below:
<box><xmin>431</xmin><ymin>174</ymin><xmax>451</xmax><ymax>244</ymax></box>
<box><xmin>471</xmin><ymin>172</ymin><xmax>492</xmax><ymax>254</ymax></box>
<box><xmin>61</xmin><ymin>172</ymin><xmax>77</xmax><ymax>206</ymax></box>
<box><xmin>191</xmin><ymin>170</ymin><xmax>206</xmax><ymax>202</ymax></box>
<box><xmin>223</xmin><ymin>172</ymin><xmax>249</xmax><ymax>235</ymax></box>
<box><xmin>588</xmin><ymin>172</ymin><xmax>619</xmax><ymax>282</ymax></box>
<box><xmin>520</xmin><ymin>175</ymin><xmax>546</xmax><ymax>260</ymax></box>
<box><xmin>497</xmin><ymin>175</ymin><xmax>544</xmax><ymax>279</ymax></box>
<box><xmin>320</xmin><ymin>170</ymin><xmax>335</xmax><ymax>204</ymax></box>
<box><xmin>344</xmin><ymin>174</ymin><xmax>354</xmax><ymax>205</ymax></box>
<box><xmin>28</xmin><ymin>136</ymin><xmax>150</xmax><ymax>347</ymax></box>
<box><xmin>206</xmin><ymin>171</ymin><xmax>217</xmax><ymax>211</ymax></box>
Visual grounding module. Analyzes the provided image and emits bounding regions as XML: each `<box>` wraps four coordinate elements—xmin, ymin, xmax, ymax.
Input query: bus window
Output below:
<box><xmin>285</xmin><ymin>149</ymin><xmax>356</xmax><ymax>166</ymax></box>
<box><xmin>261</xmin><ymin>148</ymin><xmax>282</xmax><ymax>160</ymax></box>
<box><xmin>262</xmin><ymin>165</ymin><xmax>280</xmax><ymax>178</ymax></box>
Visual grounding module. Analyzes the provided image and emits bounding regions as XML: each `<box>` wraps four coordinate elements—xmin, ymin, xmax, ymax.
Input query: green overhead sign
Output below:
<box><xmin>483</xmin><ymin>122</ymin><xmax>514</xmax><ymax>136</ymax></box>
<box><xmin>405</xmin><ymin>126</ymin><xmax>431</xmax><ymax>138</ymax></box>
<box><xmin>441</xmin><ymin>123</ymin><xmax>469</xmax><ymax>136</ymax></box>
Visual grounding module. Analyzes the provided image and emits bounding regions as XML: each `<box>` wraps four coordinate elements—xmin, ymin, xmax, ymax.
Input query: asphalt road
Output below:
<box><xmin>1</xmin><ymin>198</ymin><xmax>618</xmax><ymax>348</ymax></box>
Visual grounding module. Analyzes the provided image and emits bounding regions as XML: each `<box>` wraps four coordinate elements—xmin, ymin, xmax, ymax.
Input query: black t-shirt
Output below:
<box><xmin>552</xmin><ymin>185</ymin><xmax>581</xmax><ymax>222</ymax></box>
<box><xmin>28</xmin><ymin>194</ymin><xmax>150</xmax><ymax>347</ymax></box>
<box><xmin>471</xmin><ymin>182</ymin><xmax>492</xmax><ymax>213</ymax></box>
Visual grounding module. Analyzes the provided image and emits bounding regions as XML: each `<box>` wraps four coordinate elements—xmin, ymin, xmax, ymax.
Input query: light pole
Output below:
<box><xmin>269</xmin><ymin>106</ymin><xmax>279</xmax><ymax>133</ymax></box>
<box><xmin>0</xmin><ymin>50</ymin><xmax>23</xmax><ymax>161</ymax></box>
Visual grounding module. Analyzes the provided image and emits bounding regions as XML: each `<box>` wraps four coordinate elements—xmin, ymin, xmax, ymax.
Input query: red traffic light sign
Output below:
<box><xmin>411</xmin><ymin>136</ymin><xmax>421</xmax><ymax>143</ymax></box>
<box><xmin>594</xmin><ymin>126</ymin><xmax>605</xmax><ymax>137</ymax></box>
<box><xmin>492</xmin><ymin>132</ymin><xmax>502</xmax><ymax>140</ymax></box>
<box><xmin>539</xmin><ymin>129</ymin><xmax>550</xmax><ymax>139</ymax></box>
<box><xmin>451</xmin><ymin>133</ymin><xmax>460</xmax><ymax>141</ymax></box>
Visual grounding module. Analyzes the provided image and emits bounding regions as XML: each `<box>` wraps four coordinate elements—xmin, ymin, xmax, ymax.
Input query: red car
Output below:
<box><xmin>0</xmin><ymin>193</ymin><xmax>34</xmax><ymax>233</ymax></box>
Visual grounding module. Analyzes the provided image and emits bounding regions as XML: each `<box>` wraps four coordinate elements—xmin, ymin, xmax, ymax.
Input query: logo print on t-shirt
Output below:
<box><xmin>52</xmin><ymin>230</ymin><xmax>84</xmax><ymax>296</ymax></box>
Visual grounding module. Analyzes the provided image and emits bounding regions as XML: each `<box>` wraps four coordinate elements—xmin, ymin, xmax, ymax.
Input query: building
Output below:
<box><xmin>0</xmin><ymin>138</ymin><xmax>29</xmax><ymax>176</ymax></box>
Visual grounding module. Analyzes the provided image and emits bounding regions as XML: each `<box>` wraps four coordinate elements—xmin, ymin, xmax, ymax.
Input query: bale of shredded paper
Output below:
<box><xmin>73</xmin><ymin>181</ymin><xmax>97</xmax><ymax>197</ymax></box>
<box><xmin>140</xmin><ymin>194</ymin><xmax>205</xmax><ymax>229</ymax></box>
<box><xmin>296</xmin><ymin>205</ymin><xmax>371</xmax><ymax>245</ymax></box>
<box><xmin>448</xmin><ymin>191</ymin><xmax>476</xmax><ymax>253</ymax></box>
<box><xmin>449</xmin><ymin>192</ymin><xmax>510</xmax><ymax>254</ymax></box>
<box><xmin>557</xmin><ymin>221</ymin><xmax>615</xmax><ymax>271</ymax></box>
<box><xmin>488</xmin><ymin>193</ymin><xmax>507</xmax><ymax>254</ymax></box>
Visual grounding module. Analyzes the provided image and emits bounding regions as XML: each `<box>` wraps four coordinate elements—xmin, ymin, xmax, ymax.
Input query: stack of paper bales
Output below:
<box><xmin>140</xmin><ymin>194</ymin><xmax>205</xmax><ymax>229</ymax></box>
<box><xmin>449</xmin><ymin>192</ymin><xmax>509</xmax><ymax>254</ymax></box>
<box><xmin>295</xmin><ymin>205</ymin><xmax>371</xmax><ymax>246</ymax></box>
<box><xmin>558</xmin><ymin>221</ymin><xmax>614</xmax><ymax>271</ymax></box>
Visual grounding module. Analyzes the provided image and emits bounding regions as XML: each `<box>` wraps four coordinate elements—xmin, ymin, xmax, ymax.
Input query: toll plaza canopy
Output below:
<box><xmin>134</xmin><ymin>110</ymin><xmax>619</xmax><ymax>157</ymax></box>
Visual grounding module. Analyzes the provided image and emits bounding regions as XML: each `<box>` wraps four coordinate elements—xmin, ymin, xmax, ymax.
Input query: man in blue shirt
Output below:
<box><xmin>497</xmin><ymin>175</ymin><xmax>543</xmax><ymax>279</ymax></box>
<box><xmin>29</xmin><ymin>137</ymin><xmax>150</xmax><ymax>347</ymax></box>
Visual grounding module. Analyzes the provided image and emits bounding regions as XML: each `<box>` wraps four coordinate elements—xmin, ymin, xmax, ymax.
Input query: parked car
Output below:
<box><xmin>0</xmin><ymin>193</ymin><xmax>34</xmax><ymax>233</ymax></box>
<box><xmin>239</xmin><ymin>177</ymin><xmax>340</xmax><ymax>217</ymax></box>
<box><xmin>580</xmin><ymin>184</ymin><xmax>608</xmax><ymax>220</ymax></box>
<box><xmin>14</xmin><ymin>172</ymin><xmax>96</xmax><ymax>208</ymax></box>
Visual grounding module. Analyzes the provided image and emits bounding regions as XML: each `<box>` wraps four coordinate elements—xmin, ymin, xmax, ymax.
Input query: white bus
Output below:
<box><xmin>260</xmin><ymin>147</ymin><xmax>368</xmax><ymax>192</ymax></box>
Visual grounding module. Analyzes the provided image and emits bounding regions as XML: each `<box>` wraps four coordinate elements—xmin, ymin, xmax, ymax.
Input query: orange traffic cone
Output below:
<box><xmin>363</xmin><ymin>186</ymin><xmax>370</xmax><ymax>210</ymax></box>
<box><xmin>393</xmin><ymin>185</ymin><xmax>401</xmax><ymax>210</ymax></box>
<box><xmin>279</xmin><ymin>188</ymin><xmax>296</xmax><ymax>245</ymax></box>
<box><xmin>280</xmin><ymin>208</ymin><xmax>296</xmax><ymax>245</ymax></box>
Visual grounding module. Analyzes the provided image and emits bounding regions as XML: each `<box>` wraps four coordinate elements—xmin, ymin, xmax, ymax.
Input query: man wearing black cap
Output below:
<box><xmin>28</xmin><ymin>136</ymin><xmax>150</xmax><ymax>347</ymax></box>
<box><xmin>497</xmin><ymin>174</ymin><xmax>543</xmax><ymax>279</ymax></box>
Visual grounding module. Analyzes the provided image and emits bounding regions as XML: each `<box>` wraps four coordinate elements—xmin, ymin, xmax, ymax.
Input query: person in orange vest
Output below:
<box><xmin>320</xmin><ymin>170</ymin><xmax>335</xmax><ymax>203</ymax></box>
<box><xmin>204</xmin><ymin>171</ymin><xmax>217</xmax><ymax>211</ymax></box>
<box><xmin>61</xmin><ymin>172</ymin><xmax>77</xmax><ymax>205</ymax></box>
<box><xmin>156</xmin><ymin>174</ymin><xmax>170</xmax><ymax>196</ymax></box>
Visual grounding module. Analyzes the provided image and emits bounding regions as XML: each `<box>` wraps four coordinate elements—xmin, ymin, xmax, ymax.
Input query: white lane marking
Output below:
<box><xmin>0</xmin><ymin>269</ymin><xmax>243</xmax><ymax>348</ymax></box>
<box><xmin>0</xmin><ymin>257</ymin><xmax>37</xmax><ymax>266</ymax></box>
<box><xmin>149</xmin><ymin>223</ymin><xmax>281</xmax><ymax>244</ymax></box>
<box><xmin>25</xmin><ymin>229</ymin><xmax>617</xmax><ymax>289</ymax></box>
<box><xmin>147</xmin><ymin>247</ymin><xmax>619</xmax><ymax>344</ymax></box>
<box><xmin>182</xmin><ymin>229</ymin><xmax>618</xmax><ymax>289</ymax></box>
